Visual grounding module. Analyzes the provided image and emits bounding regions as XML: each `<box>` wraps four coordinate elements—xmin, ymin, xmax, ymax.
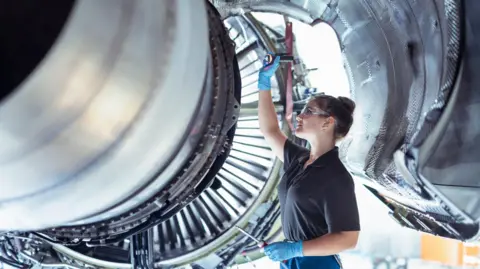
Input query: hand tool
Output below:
<box><xmin>263</xmin><ymin>53</ymin><xmax>294</xmax><ymax>67</ymax></box>
<box><xmin>234</xmin><ymin>226</ymin><xmax>288</xmax><ymax>268</ymax></box>
<box><xmin>234</xmin><ymin>226</ymin><xmax>267</xmax><ymax>248</ymax></box>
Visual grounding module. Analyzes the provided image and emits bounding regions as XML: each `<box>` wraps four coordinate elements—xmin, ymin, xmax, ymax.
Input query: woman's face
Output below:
<box><xmin>295</xmin><ymin>100</ymin><xmax>331</xmax><ymax>139</ymax></box>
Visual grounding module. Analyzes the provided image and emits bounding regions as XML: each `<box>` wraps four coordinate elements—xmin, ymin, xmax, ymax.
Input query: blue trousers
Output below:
<box><xmin>280</xmin><ymin>255</ymin><xmax>341</xmax><ymax>269</ymax></box>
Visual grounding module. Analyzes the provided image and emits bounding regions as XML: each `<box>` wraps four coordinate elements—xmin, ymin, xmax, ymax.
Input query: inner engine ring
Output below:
<box><xmin>0</xmin><ymin>0</ymin><xmax>237</xmax><ymax>233</ymax></box>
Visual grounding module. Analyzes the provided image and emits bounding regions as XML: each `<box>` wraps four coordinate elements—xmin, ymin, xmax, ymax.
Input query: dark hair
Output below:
<box><xmin>311</xmin><ymin>94</ymin><xmax>355</xmax><ymax>139</ymax></box>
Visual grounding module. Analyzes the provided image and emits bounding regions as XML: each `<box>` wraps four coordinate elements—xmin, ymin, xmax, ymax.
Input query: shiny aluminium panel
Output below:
<box><xmin>0</xmin><ymin>0</ymin><xmax>209</xmax><ymax>230</ymax></box>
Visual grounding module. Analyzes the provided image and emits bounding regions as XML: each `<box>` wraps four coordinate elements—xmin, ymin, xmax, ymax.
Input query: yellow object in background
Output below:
<box><xmin>463</xmin><ymin>242</ymin><xmax>480</xmax><ymax>267</ymax></box>
<box><xmin>421</xmin><ymin>233</ymin><xmax>480</xmax><ymax>266</ymax></box>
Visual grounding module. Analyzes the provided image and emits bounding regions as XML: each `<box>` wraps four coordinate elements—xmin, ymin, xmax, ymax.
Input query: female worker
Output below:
<box><xmin>258</xmin><ymin>55</ymin><xmax>360</xmax><ymax>269</ymax></box>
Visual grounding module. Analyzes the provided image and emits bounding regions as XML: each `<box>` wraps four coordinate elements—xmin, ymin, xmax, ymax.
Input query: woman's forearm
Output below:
<box><xmin>258</xmin><ymin>90</ymin><xmax>280</xmax><ymax>133</ymax></box>
<box><xmin>302</xmin><ymin>231</ymin><xmax>359</xmax><ymax>256</ymax></box>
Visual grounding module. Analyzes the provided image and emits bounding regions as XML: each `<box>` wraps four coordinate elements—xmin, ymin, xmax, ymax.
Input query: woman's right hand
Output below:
<box><xmin>258</xmin><ymin>54</ymin><xmax>280</xmax><ymax>90</ymax></box>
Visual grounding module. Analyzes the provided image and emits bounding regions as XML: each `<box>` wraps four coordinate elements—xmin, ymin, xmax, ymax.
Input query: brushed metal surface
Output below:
<box><xmin>0</xmin><ymin>0</ymin><xmax>209</xmax><ymax>230</ymax></box>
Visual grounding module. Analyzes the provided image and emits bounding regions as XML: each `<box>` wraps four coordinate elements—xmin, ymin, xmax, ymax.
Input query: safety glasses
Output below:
<box><xmin>299</xmin><ymin>106</ymin><xmax>330</xmax><ymax>117</ymax></box>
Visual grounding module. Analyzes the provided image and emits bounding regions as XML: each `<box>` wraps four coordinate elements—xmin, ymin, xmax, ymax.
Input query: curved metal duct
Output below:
<box><xmin>0</xmin><ymin>6</ymin><xmax>289</xmax><ymax>269</ymax></box>
<box><xmin>0</xmin><ymin>0</ymin><xmax>241</xmax><ymax>233</ymax></box>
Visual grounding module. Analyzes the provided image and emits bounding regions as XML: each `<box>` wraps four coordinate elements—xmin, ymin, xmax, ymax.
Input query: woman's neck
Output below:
<box><xmin>308</xmin><ymin>138</ymin><xmax>336</xmax><ymax>161</ymax></box>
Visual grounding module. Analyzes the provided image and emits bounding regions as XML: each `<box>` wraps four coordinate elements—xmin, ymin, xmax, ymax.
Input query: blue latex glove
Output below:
<box><xmin>264</xmin><ymin>241</ymin><xmax>304</xmax><ymax>262</ymax></box>
<box><xmin>258</xmin><ymin>54</ymin><xmax>280</xmax><ymax>90</ymax></box>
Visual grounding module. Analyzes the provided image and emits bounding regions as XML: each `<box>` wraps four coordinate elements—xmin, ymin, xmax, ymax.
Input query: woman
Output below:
<box><xmin>258</xmin><ymin>56</ymin><xmax>360</xmax><ymax>269</ymax></box>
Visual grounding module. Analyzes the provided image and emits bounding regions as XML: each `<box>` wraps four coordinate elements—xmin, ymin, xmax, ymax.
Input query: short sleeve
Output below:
<box><xmin>323</xmin><ymin>176</ymin><xmax>361</xmax><ymax>233</ymax></box>
<box><xmin>283</xmin><ymin>139</ymin><xmax>308</xmax><ymax>170</ymax></box>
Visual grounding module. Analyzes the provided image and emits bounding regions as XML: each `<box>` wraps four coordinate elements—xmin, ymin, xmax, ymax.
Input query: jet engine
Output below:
<box><xmin>1</xmin><ymin>0</ymin><xmax>480</xmax><ymax>268</ymax></box>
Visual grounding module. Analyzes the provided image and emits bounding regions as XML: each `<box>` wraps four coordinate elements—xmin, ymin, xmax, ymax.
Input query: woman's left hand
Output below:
<box><xmin>263</xmin><ymin>241</ymin><xmax>304</xmax><ymax>262</ymax></box>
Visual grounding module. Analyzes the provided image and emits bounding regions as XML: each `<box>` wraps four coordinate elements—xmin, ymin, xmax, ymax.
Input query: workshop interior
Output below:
<box><xmin>0</xmin><ymin>0</ymin><xmax>479</xmax><ymax>268</ymax></box>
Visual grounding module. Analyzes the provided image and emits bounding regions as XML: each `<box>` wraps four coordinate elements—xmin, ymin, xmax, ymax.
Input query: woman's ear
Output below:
<box><xmin>325</xmin><ymin>117</ymin><xmax>335</xmax><ymax>129</ymax></box>
<box><xmin>322</xmin><ymin>118</ymin><xmax>331</xmax><ymax>129</ymax></box>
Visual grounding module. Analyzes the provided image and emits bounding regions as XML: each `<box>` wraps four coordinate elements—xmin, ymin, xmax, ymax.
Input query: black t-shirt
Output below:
<box><xmin>277</xmin><ymin>139</ymin><xmax>360</xmax><ymax>242</ymax></box>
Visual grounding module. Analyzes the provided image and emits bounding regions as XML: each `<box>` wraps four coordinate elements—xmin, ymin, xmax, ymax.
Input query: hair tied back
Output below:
<box><xmin>337</xmin><ymin>96</ymin><xmax>355</xmax><ymax>115</ymax></box>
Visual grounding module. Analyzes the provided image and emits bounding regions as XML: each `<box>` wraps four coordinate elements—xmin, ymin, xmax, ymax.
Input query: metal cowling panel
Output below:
<box><xmin>409</xmin><ymin>0</ymin><xmax>480</xmax><ymax>231</ymax></box>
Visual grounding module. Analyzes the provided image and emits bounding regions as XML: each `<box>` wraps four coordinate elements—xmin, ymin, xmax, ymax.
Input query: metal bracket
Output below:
<box><xmin>222</xmin><ymin>96</ymin><xmax>240</xmax><ymax>133</ymax></box>
<box><xmin>130</xmin><ymin>229</ymin><xmax>154</xmax><ymax>269</ymax></box>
